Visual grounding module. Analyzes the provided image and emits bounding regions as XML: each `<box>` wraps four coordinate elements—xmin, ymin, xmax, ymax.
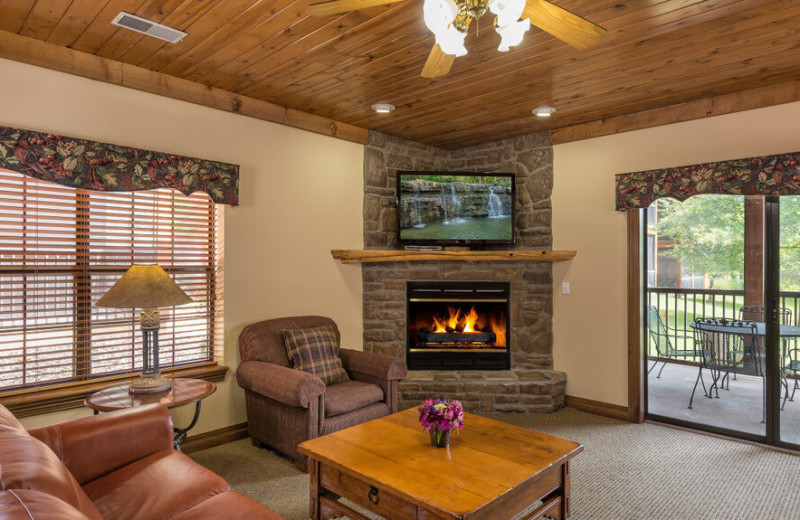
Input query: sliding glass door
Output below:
<box><xmin>775</xmin><ymin>196</ymin><xmax>800</xmax><ymax>448</ymax></box>
<box><xmin>645</xmin><ymin>194</ymin><xmax>800</xmax><ymax>449</ymax></box>
<box><xmin>644</xmin><ymin>195</ymin><xmax>767</xmax><ymax>439</ymax></box>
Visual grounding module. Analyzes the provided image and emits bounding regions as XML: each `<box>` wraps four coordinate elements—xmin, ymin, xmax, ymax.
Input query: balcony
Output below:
<box><xmin>646</xmin><ymin>287</ymin><xmax>800</xmax><ymax>443</ymax></box>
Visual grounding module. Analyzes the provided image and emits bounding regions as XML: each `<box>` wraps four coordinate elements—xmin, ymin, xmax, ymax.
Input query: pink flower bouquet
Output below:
<box><xmin>418</xmin><ymin>398</ymin><xmax>464</xmax><ymax>447</ymax></box>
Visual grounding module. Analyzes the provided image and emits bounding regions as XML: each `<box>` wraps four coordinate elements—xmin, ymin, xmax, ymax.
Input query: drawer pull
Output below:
<box><xmin>368</xmin><ymin>486</ymin><xmax>380</xmax><ymax>505</ymax></box>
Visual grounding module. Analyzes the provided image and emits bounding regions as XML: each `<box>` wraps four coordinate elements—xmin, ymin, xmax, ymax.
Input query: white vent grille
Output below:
<box><xmin>111</xmin><ymin>12</ymin><xmax>187</xmax><ymax>43</ymax></box>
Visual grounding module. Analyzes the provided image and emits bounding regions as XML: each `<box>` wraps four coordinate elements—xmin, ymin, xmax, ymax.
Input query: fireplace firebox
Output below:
<box><xmin>406</xmin><ymin>281</ymin><xmax>511</xmax><ymax>370</ymax></box>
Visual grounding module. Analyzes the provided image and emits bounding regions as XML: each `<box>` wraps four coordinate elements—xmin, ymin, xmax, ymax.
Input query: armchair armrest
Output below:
<box><xmin>237</xmin><ymin>360</ymin><xmax>325</xmax><ymax>408</ymax></box>
<box><xmin>28</xmin><ymin>403</ymin><xmax>173</xmax><ymax>485</ymax></box>
<box><xmin>339</xmin><ymin>348</ymin><xmax>407</xmax><ymax>381</ymax></box>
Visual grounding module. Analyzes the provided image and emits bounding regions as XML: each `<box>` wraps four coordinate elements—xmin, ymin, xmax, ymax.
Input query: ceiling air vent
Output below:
<box><xmin>111</xmin><ymin>12</ymin><xmax>187</xmax><ymax>43</ymax></box>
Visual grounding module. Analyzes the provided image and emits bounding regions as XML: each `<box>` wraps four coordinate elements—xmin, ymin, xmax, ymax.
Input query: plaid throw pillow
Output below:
<box><xmin>283</xmin><ymin>326</ymin><xmax>350</xmax><ymax>386</ymax></box>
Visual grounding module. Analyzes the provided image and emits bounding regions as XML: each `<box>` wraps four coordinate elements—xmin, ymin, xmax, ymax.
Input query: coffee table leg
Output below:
<box><xmin>310</xmin><ymin>460</ymin><xmax>321</xmax><ymax>520</ymax></box>
<box><xmin>562</xmin><ymin>461</ymin><xmax>571</xmax><ymax>519</ymax></box>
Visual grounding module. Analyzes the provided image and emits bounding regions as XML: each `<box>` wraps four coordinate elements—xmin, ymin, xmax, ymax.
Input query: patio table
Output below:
<box><xmin>689</xmin><ymin>321</ymin><xmax>800</xmax><ymax>338</ymax></box>
<box><xmin>689</xmin><ymin>320</ymin><xmax>800</xmax><ymax>417</ymax></box>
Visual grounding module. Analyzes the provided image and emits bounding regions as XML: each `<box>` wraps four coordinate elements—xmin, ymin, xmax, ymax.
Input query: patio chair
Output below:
<box><xmin>739</xmin><ymin>305</ymin><xmax>797</xmax><ymax>409</ymax></box>
<box><xmin>646</xmin><ymin>305</ymin><xmax>695</xmax><ymax>378</ymax></box>
<box><xmin>690</xmin><ymin>318</ymin><xmax>763</xmax><ymax>421</ymax></box>
<box><xmin>738</xmin><ymin>305</ymin><xmax>792</xmax><ymax>325</ymax></box>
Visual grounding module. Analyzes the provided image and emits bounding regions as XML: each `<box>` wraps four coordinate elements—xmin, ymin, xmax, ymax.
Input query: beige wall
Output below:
<box><xmin>8</xmin><ymin>55</ymin><xmax>800</xmax><ymax>425</ymax></box>
<box><xmin>0</xmin><ymin>58</ymin><xmax>364</xmax><ymax>433</ymax></box>
<box><xmin>552</xmin><ymin>102</ymin><xmax>800</xmax><ymax>407</ymax></box>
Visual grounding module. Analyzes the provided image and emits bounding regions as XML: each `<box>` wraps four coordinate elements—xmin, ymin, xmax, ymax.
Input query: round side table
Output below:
<box><xmin>84</xmin><ymin>377</ymin><xmax>216</xmax><ymax>450</ymax></box>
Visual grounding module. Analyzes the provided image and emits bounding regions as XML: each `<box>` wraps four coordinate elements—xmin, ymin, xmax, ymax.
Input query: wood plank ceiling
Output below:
<box><xmin>1</xmin><ymin>0</ymin><xmax>799</xmax><ymax>149</ymax></box>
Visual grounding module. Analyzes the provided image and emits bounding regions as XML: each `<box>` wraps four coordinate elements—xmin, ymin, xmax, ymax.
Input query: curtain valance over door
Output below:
<box><xmin>0</xmin><ymin>125</ymin><xmax>239</xmax><ymax>205</ymax></box>
<box><xmin>615</xmin><ymin>152</ymin><xmax>800</xmax><ymax>211</ymax></box>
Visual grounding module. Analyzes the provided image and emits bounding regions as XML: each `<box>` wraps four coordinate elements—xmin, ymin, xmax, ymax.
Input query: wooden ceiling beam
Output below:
<box><xmin>0</xmin><ymin>31</ymin><xmax>368</xmax><ymax>145</ymax></box>
<box><xmin>550</xmin><ymin>78</ymin><xmax>800</xmax><ymax>145</ymax></box>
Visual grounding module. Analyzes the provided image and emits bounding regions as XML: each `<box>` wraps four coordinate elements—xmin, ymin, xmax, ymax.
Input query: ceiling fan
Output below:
<box><xmin>306</xmin><ymin>0</ymin><xmax>606</xmax><ymax>78</ymax></box>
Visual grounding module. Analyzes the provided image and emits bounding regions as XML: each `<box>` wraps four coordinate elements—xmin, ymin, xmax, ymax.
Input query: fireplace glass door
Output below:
<box><xmin>406</xmin><ymin>281</ymin><xmax>510</xmax><ymax>370</ymax></box>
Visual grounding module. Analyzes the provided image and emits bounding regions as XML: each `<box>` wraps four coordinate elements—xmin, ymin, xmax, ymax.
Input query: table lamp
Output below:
<box><xmin>96</xmin><ymin>264</ymin><xmax>193</xmax><ymax>393</ymax></box>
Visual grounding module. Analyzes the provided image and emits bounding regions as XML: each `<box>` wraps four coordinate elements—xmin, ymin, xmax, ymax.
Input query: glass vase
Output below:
<box><xmin>429</xmin><ymin>428</ymin><xmax>451</xmax><ymax>448</ymax></box>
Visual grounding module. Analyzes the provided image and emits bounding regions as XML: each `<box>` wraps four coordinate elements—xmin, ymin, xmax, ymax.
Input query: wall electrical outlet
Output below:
<box><xmin>562</xmin><ymin>282</ymin><xmax>570</xmax><ymax>295</ymax></box>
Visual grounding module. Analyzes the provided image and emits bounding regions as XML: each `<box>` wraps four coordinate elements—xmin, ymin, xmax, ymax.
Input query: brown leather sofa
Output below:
<box><xmin>237</xmin><ymin>316</ymin><xmax>407</xmax><ymax>467</ymax></box>
<box><xmin>0</xmin><ymin>402</ymin><xmax>282</xmax><ymax>519</ymax></box>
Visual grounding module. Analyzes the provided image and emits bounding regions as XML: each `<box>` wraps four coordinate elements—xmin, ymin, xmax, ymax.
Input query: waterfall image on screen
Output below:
<box><xmin>398</xmin><ymin>173</ymin><xmax>513</xmax><ymax>243</ymax></box>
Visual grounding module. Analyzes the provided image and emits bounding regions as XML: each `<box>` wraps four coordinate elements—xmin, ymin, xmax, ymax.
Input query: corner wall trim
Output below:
<box><xmin>181</xmin><ymin>422</ymin><xmax>249</xmax><ymax>454</ymax></box>
<box><xmin>0</xmin><ymin>32</ymin><xmax>368</xmax><ymax>146</ymax></box>
<box><xmin>565</xmin><ymin>395</ymin><xmax>630</xmax><ymax>422</ymax></box>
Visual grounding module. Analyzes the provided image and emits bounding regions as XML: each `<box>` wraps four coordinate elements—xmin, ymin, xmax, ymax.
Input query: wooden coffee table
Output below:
<box><xmin>84</xmin><ymin>377</ymin><xmax>216</xmax><ymax>450</ymax></box>
<box><xmin>298</xmin><ymin>408</ymin><xmax>583</xmax><ymax>520</ymax></box>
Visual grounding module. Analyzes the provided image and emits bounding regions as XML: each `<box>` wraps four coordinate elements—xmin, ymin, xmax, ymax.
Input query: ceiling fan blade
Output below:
<box><xmin>522</xmin><ymin>0</ymin><xmax>606</xmax><ymax>50</ymax></box>
<box><xmin>307</xmin><ymin>0</ymin><xmax>406</xmax><ymax>16</ymax></box>
<box><xmin>421</xmin><ymin>44</ymin><xmax>455</xmax><ymax>78</ymax></box>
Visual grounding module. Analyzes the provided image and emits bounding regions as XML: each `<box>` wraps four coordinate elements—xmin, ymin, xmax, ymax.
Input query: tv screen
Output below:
<box><xmin>397</xmin><ymin>171</ymin><xmax>515</xmax><ymax>246</ymax></box>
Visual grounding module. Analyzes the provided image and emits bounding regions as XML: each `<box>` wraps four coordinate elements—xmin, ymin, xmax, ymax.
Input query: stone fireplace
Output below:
<box><xmin>361</xmin><ymin>130</ymin><xmax>566</xmax><ymax>413</ymax></box>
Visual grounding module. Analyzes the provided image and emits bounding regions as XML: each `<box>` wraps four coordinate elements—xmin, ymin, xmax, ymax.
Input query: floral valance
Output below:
<box><xmin>615</xmin><ymin>151</ymin><xmax>800</xmax><ymax>211</ymax></box>
<box><xmin>0</xmin><ymin>125</ymin><xmax>239</xmax><ymax>205</ymax></box>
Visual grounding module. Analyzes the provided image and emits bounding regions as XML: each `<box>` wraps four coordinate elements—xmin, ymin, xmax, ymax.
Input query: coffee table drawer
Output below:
<box><xmin>320</xmin><ymin>464</ymin><xmax>418</xmax><ymax>520</ymax></box>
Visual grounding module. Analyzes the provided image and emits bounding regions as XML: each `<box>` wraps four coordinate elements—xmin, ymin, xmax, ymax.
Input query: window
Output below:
<box><xmin>0</xmin><ymin>170</ymin><xmax>220</xmax><ymax>392</ymax></box>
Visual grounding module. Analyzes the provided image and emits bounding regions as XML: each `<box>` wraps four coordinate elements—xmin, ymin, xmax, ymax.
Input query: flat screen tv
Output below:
<box><xmin>397</xmin><ymin>171</ymin><xmax>515</xmax><ymax>247</ymax></box>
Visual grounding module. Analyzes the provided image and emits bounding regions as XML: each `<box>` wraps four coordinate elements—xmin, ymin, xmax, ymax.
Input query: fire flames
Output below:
<box><xmin>462</xmin><ymin>307</ymin><xmax>479</xmax><ymax>333</ymax></box>
<box><xmin>429</xmin><ymin>306</ymin><xmax>506</xmax><ymax>347</ymax></box>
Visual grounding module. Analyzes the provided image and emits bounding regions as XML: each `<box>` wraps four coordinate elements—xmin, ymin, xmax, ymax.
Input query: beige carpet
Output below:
<box><xmin>189</xmin><ymin>408</ymin><xmax>800</xmax><ymax>519</ymax></box>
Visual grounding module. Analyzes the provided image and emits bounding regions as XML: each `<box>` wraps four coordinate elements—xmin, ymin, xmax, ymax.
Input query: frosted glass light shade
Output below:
<box><xmin>436</xmin><ymin>26</ymin><xmax>468</xmax><ymax>56</ymax></box>
<box><xmin>489</xmin><ymin>0</ymin><xmax>526</xmax><ymax>28</ymax></box>
<box><xmin>423</xmin><ymin>0</ymin><xmax>467</xmax><ymax>57</ymax></box>
<box><xmin>423</xmin><ymin>0</ymin><xmax>457</xmax><ymax>31</ymax></box>
<box><xmin>497</xmin><ymin>18</ymin><xmax>530</xmax><ymax>51</ymax></box>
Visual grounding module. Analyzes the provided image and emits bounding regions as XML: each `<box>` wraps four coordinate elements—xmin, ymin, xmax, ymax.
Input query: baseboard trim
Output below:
<box><xmin>181</xmin><ymin>422</ymin><xmax>249</xmax><ymax>454</ymax></box>
<box><xmin>565</xmin><ymin>395</ymin><xmax>630</xmax><ymax>422</ymax></box>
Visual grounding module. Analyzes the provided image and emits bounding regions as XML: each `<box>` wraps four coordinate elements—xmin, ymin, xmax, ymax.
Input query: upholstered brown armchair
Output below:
<box><xmin>236</xmin><ymin>316</ymin><xmax>407</xmax><ymax>467</ymax></box>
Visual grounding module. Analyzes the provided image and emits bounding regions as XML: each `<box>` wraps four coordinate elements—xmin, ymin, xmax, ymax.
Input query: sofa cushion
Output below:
<box><xmin>324</xmin><ymin>381</ymin><xmax>384</xmax><ymax>418</ymax></box>
<box><xmin>0</xmin><ymin>426</ymin><xmax>102</xmax><ymax>520</ymax></box>
<box><xmin>283</xmin><ymin>326</ymin><xmax>349</xmax><ymax>386</ymax></box>
<box><xmin>321</xmin><ymin>402</ymin><xmax>391</xmax><ymax>436</ymax></box>
<box><xmin>83</xmin><ymin>450</ymin><xmax>230</xmax><ymax>520</ymax></box>
<box><xmin>172</xmin><ymin>491</ymin><xmax>283</xmax><ymax>520</ymax></box>
<box><xmin>0</xmin><ymin>489</ymin><xmax>91</xmax><ymax>520</ymax></box>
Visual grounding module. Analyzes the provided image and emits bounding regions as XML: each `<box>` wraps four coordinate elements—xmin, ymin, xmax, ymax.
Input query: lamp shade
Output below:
<box><xmin>96</xmin><ymin>264</ymin><xmax>193</xmax><ymax>309</ymax></box>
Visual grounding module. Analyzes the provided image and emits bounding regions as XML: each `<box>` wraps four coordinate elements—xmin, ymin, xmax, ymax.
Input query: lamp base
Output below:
<box><xmin>128</xmin><ymin>376</ymin><xmax>172</xmax><ymax>394</ymax></box>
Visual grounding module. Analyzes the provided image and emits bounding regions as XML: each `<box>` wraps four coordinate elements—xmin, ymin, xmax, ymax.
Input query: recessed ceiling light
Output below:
<box><xmin>371</xmin><ymin>103</ymin><xmax>396</xmax><ymax>114</ymax></box>
<box><xmin>532</xmin><ymin>106</ymin><xmax>557</xmax><ymax>117</ymax></box>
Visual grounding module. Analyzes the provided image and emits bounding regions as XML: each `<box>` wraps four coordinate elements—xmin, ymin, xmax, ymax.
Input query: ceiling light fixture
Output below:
<box><xmin>532</xmin><ymin>106</ymin><xmax>557</xmax><ymax>117</ymax></box>
<box><xmin>371</xmin><ymin>103</ymin><xmax>396</xmax><ymax>114</ymax></box>
<box><xmin>307</xmin><ymin>0</ymin><xmax>606</xmax><ymax>80</ymax></box>
<box><xmin>423</xmin><ymin>0</ymin><xmax>530</xmax><ymax>57</ymax></box>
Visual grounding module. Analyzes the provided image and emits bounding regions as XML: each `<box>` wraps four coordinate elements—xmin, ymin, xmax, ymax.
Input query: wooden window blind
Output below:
<box><xmin>0</xmin><ymin>169</ymin><xmax>219</xmax><ymax>392</ymax></box>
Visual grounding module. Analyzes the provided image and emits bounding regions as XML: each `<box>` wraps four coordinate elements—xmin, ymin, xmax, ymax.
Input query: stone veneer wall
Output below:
<box><xmin>362</xmin><ymin>130</ymin><xmax>566</xmax><ymax>413</ymax></box>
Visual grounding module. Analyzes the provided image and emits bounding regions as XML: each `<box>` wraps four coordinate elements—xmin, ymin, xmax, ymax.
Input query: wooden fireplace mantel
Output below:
<box><xmin>331</xmin><ymin>249</ymin><xmax>576</xmax><ymax>264</ymax></box>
